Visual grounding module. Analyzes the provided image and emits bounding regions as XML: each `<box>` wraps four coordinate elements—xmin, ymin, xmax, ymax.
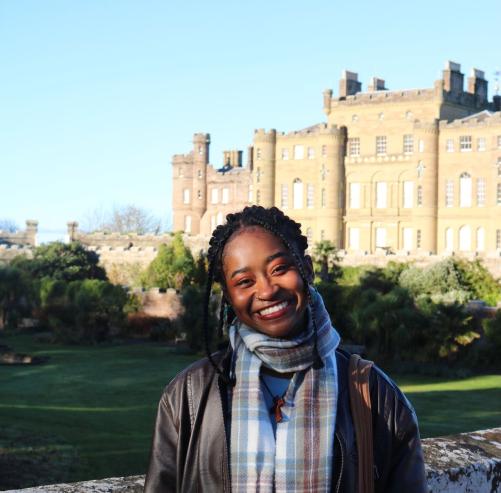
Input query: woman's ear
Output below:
<box><xmin>303</xmin><ymin>255</ymin><xmax>314</xmax><ymax>284</ymax></box>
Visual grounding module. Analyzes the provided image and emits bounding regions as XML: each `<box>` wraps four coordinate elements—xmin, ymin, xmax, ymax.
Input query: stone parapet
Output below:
<box><xmin>4</xmin><ymin>429</ymin><xmax>501</xmax><ymax>492</ymax></box>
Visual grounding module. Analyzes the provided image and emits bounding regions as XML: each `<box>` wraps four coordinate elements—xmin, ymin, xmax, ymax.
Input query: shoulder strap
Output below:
<box><xmin>348</xmin><ymin>353</ymin><xmax>375</xmax><ymax>493</ymax></box>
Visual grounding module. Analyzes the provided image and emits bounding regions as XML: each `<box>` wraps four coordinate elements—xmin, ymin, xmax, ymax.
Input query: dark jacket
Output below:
<box><xmin>145</xmin><ymin>349</ymin><xmax>427</xmax><ymax>493</ymax></box>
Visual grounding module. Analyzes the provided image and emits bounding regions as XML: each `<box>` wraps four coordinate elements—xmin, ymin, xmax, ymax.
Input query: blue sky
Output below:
<box><xmin>1</xmin><ymin>0</ymin><xmax>500</xmax><ymax>241</ymax></box>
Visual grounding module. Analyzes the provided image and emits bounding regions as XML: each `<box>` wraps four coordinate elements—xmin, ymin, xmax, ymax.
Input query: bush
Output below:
<box><xmin>40</xmin><ymin>278</ymin><xmax>128</xmax><ymax>344</ymax></box>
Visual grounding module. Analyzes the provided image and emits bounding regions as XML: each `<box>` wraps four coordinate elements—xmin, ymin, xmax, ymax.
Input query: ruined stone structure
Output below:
<box><xmin>6</xmin><ymin>428</ymin><xmax>501</xmax><ymax>493</ymax></box>
<box><xmin>0</xmin><ymin>220</ymin><xmax>38</xmax><ymax>247</ymax></box>
<box><xmin>173</xmin><ymin>61</ymin><xmax>501</xmax><ymax>257</ymax></box>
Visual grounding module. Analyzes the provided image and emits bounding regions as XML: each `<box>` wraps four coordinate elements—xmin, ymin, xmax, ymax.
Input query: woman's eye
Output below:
<box><xmin>273</xmin><ymin>264</ymin><xmax>290</xmax><ymax>274</ymax></box>
<box><xmin>235</xmin><ymin>278</ymin><xmax>252</xmax><ymax>287</ymax></box>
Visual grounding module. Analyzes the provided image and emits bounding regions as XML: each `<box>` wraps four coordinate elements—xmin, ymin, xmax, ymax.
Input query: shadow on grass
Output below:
<box><xmin>406</xmin><ymin>387</ymin><xmax>501</xmax><ymax>438</ymax></box>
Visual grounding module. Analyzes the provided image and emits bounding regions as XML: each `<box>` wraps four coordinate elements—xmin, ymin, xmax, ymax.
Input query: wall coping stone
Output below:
<box><xmin>3</xmin><ymin>428</ymin><xmax>500</xmax><ymax>492</ymax></box>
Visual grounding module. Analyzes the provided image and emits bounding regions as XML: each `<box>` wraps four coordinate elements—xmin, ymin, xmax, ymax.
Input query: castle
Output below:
<box><xmin>172</xmin><ymin>61</ymin><xmax>501</xmax><ymax>256</ymax></box>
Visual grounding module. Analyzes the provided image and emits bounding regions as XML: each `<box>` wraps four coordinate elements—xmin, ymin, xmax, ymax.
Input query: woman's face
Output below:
<box><xmin>222</xmin><ymin>226</ymin><xmax>312</xmax><ymax>339</ymax></box>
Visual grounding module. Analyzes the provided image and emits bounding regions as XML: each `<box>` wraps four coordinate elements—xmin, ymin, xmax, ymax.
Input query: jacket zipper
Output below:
<box><xmin>217</xmin><ymin>377</ymin><xmax>231</xmax><ymax>493</ymax></box>
<box><xmin>335</xmin><ymin>432</ymin><xmax>344</xmax><ymax>493</ymax></box>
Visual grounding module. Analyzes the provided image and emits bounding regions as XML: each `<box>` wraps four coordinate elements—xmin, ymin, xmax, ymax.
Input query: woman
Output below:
<box><xmin>145</xmin><ymin>206</ymin><xmax>427</xmax><ymax>493</ymax></box>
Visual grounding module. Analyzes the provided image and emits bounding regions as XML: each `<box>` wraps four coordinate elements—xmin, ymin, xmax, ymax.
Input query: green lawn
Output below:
<box><xmin>1</xmin><ymin>332</ymin><xmax>500</xmax><ymax>488</ymax></box>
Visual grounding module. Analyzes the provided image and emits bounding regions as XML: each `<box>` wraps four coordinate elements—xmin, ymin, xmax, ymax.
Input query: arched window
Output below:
<box><xmin>459</xmin><ymin>225</ymin><xmax>471</xmax><ymax>251</ymax></box>
<box><xmin>306</xmin><ymin>227</ymin><xmax>313</xmax><ymax>244</ymax></box>
<box><xmin>216</xmin><ymin>212</ymin><xmax>224</xmax><ymax>226</ymax></box>
<box><xmin>445</xmin><ymin>228</ymin><xmax>453</xmax><ymax>251</ymax></box>
<box><xmin>459</xmin><ymin>172</ymin><xmax>472</xmax><ymax>207</ymax></box>
<box><xmin>476</xmin><ymin>227</ymin><xmax>485</xmax><ymax>251</ymax></box>
<box><xmin>184</xmin><ymin>215</ymin><xmax>192</xmax><ymax>234</ymax></box>
<box><xmin>293</xmin><ymin>178</ymin><xmax>303</xmax><ymax>209</ymax></box>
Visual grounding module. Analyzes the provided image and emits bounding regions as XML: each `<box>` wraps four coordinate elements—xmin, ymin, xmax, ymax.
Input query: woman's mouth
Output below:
<box><xmin>257</xmin><ymin>300</ymin><xmax>292</xmax><ymax>320</ymax></box>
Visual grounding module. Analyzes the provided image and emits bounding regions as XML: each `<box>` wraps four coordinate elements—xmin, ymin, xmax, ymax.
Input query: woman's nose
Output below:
<box><xmin>256</xmin><ymin>276</ymin><xmax>278</xmax><ymax>300</ymax></box>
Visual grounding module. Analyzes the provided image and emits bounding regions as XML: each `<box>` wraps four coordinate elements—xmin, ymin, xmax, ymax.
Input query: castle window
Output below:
<box><xmin>183</xmin><ymin>188</ymin><xmax>190</xmax><ymax>204</ymax></box>
<box><xmin>446</xmin><ymin>139</ymin><xmax>454</xmax><ymax>152</ymax></box>
<box><xmin>403</xmin><ymin>228</ymin><xmax>413</xmax><ymax>251</ymax></box>
<box><xmin>349</xmin><ymin>228</ymin><xmax>360</xmax><ymax>249</ymax></box>
<box><xmin>477</xmin><ymin>138</ymin><xmax>486</xmax><ymax>151</ymax></box>
<box><xmin>497</xmin><ymin>157</ymin><xmax>501</xmax><ymax>177</ymax></box>
<box><xmin>375</xmin><ymin>227</ymin><xmax>387</xmax><ymax>249</ymax></box>
<box><xmin>403</xmin><ymin>181</ymin><xmax>414</xmax><ymax>208</ymax></box>
<box><xmin>352</xmin><ymin>114</ymin><xmax>359</xmax><ymax>123</ymax></box>
<box><xmin>349</xmin><ymin>183</ymin><xmax>360</xmax><ymax>209</ymax></box>
<box><xmin>459</xmin><ymin>172</ymin><xmax>472</xmax><ymax>207</ymax></box>
<box><xmin>416</xmin><ymin>229</ymin><xmax>422</xmax><ymax>249</ymax></box>
<box><xmin>216</xmin><ymin>212</ymin><xmax>224</xmax><ymax>226</ymax></box>
<box><xmin>403</xmin><ymin>135</ymin><xmax>414</xmax><ymax>154</ymax></box>
<box><xmin>197</xmin><ymin>190</ymin><xmax>202</xmax><ymax>200</ymax></box>
<box><xmin>306</xmin><ymin>227</ymin><xmax>313</xmax><ymax>245</ymax></box>
<box><xmin>417</xmin><ymin>185</ymin><xmax>423</xmax><ymax>206</ymax></box>
<box><xmin>307</xmin><ymin>184</ymin><xmax>314</xmax><ymax>208</ymax></box>
<box><xmin>256</xmin><ymin>190</ymin><xmax>261</xmax><ymax>205</ymax></box>
<box><xmin>321</xmin><ymin>188</ymin><xmax>326</xmax><ymax>207</ymax></box>
<box><xmin>256</xmin><ymin>148</ymin><xmax>262</xmax><ymax>160</ymax></box>
<box><xmin>184</xmin><ymin>215</ymin><xmax>192</xmax><ymax>233</ymax></box>
<box><xmin>477</xmin><ymin>227</ymin><xmax>485</xmax><ymax>251</ymax></box>
<box><xmin>445</xmin><ymin>180</ymin><xmax>454</xmax><ymax>207</ymax></box>
<box><xmin>418</xmin><ymin>140</ymin><xmax>425</xmax><ymax>152</ymax></box>
<box><xmin>198</xmin><ymin>145</ymin><xmax>203</xmax><ymax>155</ymax></box>
<box><xmin>321</xmin><ymin>145</ymin><xmax>327</xmax><ymax>157</ymax></box>
<box><xmin>281</xmin><ymin>148</ymin><xmax>289</xmax><ymax>160</ymax></box>
<box><xmin>222</xmin><ymin>188</ymin><xmax>229</xmax><ymax>204</ymax></box>
<box><xmin>376</xmin><ymin>136</ymin><xmax>387</xmax><ymax>156</ymax></box>
<box><xmin>293</xmin><ymin>178</ymin><xmax>303</xmax><ymax>209</ymax></box>
<box><xmin>178</xmin><ymin>167</ymin><xmax>184</xmax><ymax>177</ymax></box>
<box><xmin>211</xmin><ymin>188</ymin><xmax>219</xmax><ymax>204</ymax></box>
<box><xmin>321</xmin><ymin>230</ymin><xmax>325</xmax><ymax>241</ymax></box>
<box><xmin>198</xmin><ymin>169</ymin><xmax>202</xmax><ymax>179</ymax></box>
<box><xmin>459</xmin><ymin>225</ymin><xmax>471</xmax><ymax>252</ymax></box>
<box><xmin>281</xmin><ymin>184</ymin><xmax>288</xmax><ymax>208</ymax></box>
<box><xmin>307</xmin><ymin>147</ymin><xmax>315</xmax><ymax>160</ymax></box>
<box><xmin>497</xmin><ymin>136</ymin><xmax>501</xmax><ymax>148</ymax></box>
<box><xmin>349</xmin><ymin>138</ymin><xmax>360</xmax><ymax>156</ymax></box>
<box><xmin>460</xmin><ymin>135</ymin><xmax>472</xmax><ymax>152</ymax></box>
<box><xmin>376</xmin><ymin>181</ymin><xmax>387</xmax><ymax>208</ymax></box>
<box><xmin>497</xmin><ymin>184</ymin><xmax>501</xmax><ymax>205</ymax></box>
<box><xmin>256</xmin><ymin>167</ymin><xmax>261</xmax><ymax>183</ymax></box>
<box><xmin>477</xmin><ymin>178</ymin><xmax>486</xmax><ymax>206</ymax></box>
<box><xmin>497</xmin><ymin>229</ymin><xmax>501</xmax><ymax>249</ymax></box>
<box><xmin>294</xmin><ymin>145</ymin><xmax>304</xmax><ymax>160</ymax></box>
<box><xmin>445</xmin><ymin>228</ymin><xmax>453</xmax><ymax>251</ymax></box>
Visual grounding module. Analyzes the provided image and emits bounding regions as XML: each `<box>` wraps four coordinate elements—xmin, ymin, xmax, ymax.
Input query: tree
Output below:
<box><xmin>312</xmin><ymin>240</ymin><xmax>340</xmax><ymax>282</ymax></box>
<box><xmin>0</xmin><ymin>219</ymin><xmax>19</xmax><ymax>233</ymax></box>
<box><xmin>143</xmin><ymin>233</ymin><xmax>196</xmax><ymax>290</ymax></box>
<box><xmin>82</xmin><ymin>204</ymin><xmax>161</xmax><ymax>234</ymax></box>
<box><xmin>0</xmin><ymin>266</ymin><xmax>31</xmax><ymax>329</ymax></box>
<box><xmin>13</xmin><ymin>242</ymin><xmax>107</xmax><ymax>282</ymax></box>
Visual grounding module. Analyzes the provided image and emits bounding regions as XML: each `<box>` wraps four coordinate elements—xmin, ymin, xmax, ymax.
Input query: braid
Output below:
<box><xmin>203</xmin><ymin>206</ymin><xmax>323</xmax><ymax>379</ymax></box>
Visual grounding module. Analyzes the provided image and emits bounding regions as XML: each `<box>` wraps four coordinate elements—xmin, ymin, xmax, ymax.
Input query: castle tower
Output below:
<box><xmin>172</xmin><ymin>133</ymin><xmax>210</xmax><ymax>234</ymax></box>
<box><xmin>252</xmin><ymin>129</ymin><xmax>276</xmax><ymax>207</ymax></box>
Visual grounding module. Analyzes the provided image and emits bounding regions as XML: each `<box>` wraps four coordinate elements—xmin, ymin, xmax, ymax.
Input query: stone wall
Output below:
<box><xmin>0</xmin><ymin>220</ymin><xmax>38</xmax><ymax>248</ymax></box>
<box><xmin>5</xmin><ymin>428</ymin><xmax>501</xmax><ymax>492</ymax></box>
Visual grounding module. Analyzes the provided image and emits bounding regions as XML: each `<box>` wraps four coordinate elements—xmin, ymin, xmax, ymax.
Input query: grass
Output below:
<box><xmin>1</xmin><ymin>332</ymin><xmax>500</xmax><ymax>488</ymax></box>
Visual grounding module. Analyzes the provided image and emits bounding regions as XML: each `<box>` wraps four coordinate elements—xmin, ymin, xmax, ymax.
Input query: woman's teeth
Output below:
<box><xmin>259</xmin><ymin>301</ymin><xmax>289</xmax><ymax>316</ymax></box>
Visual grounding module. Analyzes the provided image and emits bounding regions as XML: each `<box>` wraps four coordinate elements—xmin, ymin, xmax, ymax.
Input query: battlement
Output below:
<box><xmin>0</xmin><ymin>220</ymin><xmax>38</xmax><ymax>247</ymax></box>
<box><xmin>276</xmin><ymin>123</ymin><xmax>342</xmax><ymax>140</ymax></box>
<box><xmin>253</xmin><ymin>128</ymin><xmax>277</xmax><ymax>142</ymax></box>
<box><xmin>439</xmin><ymin>110</ymin><xmax>501</xmax><ymax>129</ymax></box>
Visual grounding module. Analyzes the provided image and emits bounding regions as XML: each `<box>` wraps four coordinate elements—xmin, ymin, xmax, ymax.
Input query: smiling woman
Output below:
<box><xmin>145</xmin><ymin>206</ymin><xmax>427</xmax><ymax>493</ymax></box>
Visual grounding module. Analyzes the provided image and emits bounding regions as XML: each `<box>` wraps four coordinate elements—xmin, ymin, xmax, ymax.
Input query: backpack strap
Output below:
<box><xmin>348</xmin><ymin>353</ymin><xmax>375</xmax><ymax>493</ymax></box>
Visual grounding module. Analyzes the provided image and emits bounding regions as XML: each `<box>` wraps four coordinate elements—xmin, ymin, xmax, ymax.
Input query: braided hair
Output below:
<box><xmin>204</xmin><ymin>206</ymin><xmax>323</xmax><ymax>383</ymax></box>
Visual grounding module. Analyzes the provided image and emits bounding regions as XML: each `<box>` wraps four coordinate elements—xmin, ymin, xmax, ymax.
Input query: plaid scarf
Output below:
<box><xmin>229</xmin><ymin>289</ymin><xmax>340</xmax><ymax>493</ymax></box>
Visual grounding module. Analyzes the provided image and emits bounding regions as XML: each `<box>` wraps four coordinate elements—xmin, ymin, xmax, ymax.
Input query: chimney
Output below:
<box><xmin>339</xmin><ymin>70</ymin><xmax>361</xmax><ymax>98</ymax></box>
<box><xmin>443</xmin><ymin>61</ymin><xmax>464</xmax><ymax>96</ymax></box>
<box><xmin>467</xmin><ymin>68</ymin><xmax>488</xmax><ymax>105</ymax></box>
<box><xmin>368</xmin><ymin>77</ymin><xmax>387</xmax><ymax>92</ymax></box>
